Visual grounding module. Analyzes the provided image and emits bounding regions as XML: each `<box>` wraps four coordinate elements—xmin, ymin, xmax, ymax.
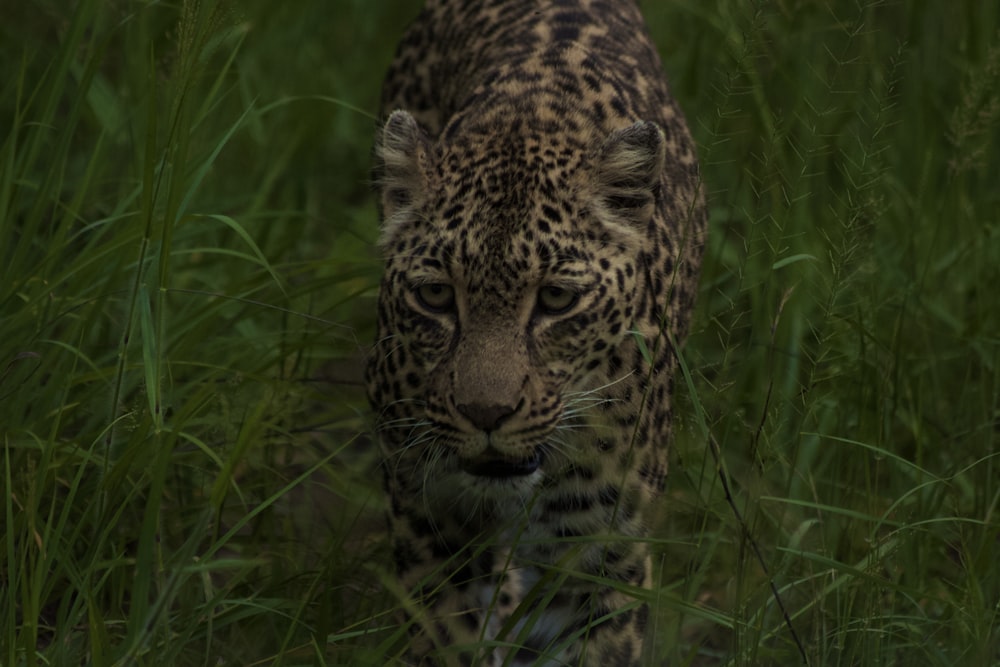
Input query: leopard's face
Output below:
<box><xmin>369</xmin><ymin>112</ymin><xmax>665</xmax><ymax>514</ymax></box>
<box><xmin>381</xmin><ymin>202</ymin><xmax>639</xmax><ymax>501</ymax></box>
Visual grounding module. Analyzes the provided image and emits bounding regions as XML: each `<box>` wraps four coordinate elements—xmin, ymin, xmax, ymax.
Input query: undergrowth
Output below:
<box><xmin>648</xmin><ymin>1</ymin><xmax>1000</xmax><ymax>665</ymax></box>
<box><xmin>1</xmin><ymin>1</ymin><xmax>997</xmax><ymax>666</ymax></box>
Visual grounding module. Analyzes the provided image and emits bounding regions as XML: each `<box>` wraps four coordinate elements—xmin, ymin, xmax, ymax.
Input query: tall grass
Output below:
<box><xmin>1</xmin><ymin>1</ymin><xmax>997</xmax><ymax>666</ymax></box>
<box><xmin>1</xmin><ymin>1</ymin><xmax>411</xmax><ymax>664</ymax></box>
<box><xmin>647</xmin><ymin>1</ymin><xmax>1000</xmax><ymax>664</ymax></box>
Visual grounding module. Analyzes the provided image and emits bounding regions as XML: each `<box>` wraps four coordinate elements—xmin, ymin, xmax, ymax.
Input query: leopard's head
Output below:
<box><xmin>367</xmin><ymin>109</ymin><xmax>665</xmax><ymax>513</ymax></box>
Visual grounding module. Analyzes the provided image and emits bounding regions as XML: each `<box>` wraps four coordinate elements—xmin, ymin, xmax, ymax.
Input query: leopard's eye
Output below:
<box><xmin>415</xmin><ymin>283</ymin><xmax>455</xmax><ymax>312</ymax></box>
<box><xmin>537</xmin><ymin>285</ymin><xmax>579</xmax><ymax>315</ymax></box>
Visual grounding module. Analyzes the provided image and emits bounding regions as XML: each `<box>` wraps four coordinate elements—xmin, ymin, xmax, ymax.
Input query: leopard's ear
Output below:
<box><xmin>591</xmin><ymin>121</ymin><xmax>665</xmax><ymax>243</ymax></box>
<box><xmin>375</xmin><ymin>110</ymin><xmax>432</xmax><ymax>248</ymax></box>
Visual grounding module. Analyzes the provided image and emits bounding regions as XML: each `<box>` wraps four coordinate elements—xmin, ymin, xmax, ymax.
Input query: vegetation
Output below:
<box><xmin>1</xmin><ymin>1</ymin><xmax>997</xmax><ymax>665</ymax></box>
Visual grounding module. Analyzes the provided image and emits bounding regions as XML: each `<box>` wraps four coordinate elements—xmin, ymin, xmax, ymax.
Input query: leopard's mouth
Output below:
<box><xmin>460</xmin><ymin>448</ymin><xmax>541</xmax><ymax>478</ymax></box>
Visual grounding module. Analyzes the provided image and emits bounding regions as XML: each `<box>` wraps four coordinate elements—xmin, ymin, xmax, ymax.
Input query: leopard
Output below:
<box><xmin>365</xmin><ymin>0</ymin><xmax>706</xmax><ymax>664</ymax></box>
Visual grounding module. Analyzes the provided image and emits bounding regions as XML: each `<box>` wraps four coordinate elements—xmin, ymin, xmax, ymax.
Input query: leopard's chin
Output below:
<box><xmin>459</xmin><ymin>446</ymin><xmax>543</xmax><ymax>478</ymax></box>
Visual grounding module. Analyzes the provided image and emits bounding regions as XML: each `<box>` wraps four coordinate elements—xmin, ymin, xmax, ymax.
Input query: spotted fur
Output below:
<box><xmin>366</xmin><ymin>1</ymin><xmax>706</xmax><ymax>664</ymax></box>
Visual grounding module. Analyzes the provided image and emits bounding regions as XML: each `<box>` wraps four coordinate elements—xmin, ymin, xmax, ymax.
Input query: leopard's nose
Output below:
<box><xmin>456</xmin><ymin>399</ymin><xmax>521</xmax><ymax>432</ymax></box>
